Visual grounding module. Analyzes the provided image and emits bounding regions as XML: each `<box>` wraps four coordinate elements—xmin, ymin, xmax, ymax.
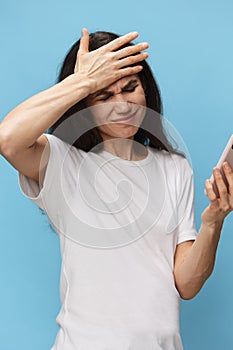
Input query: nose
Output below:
<box><xmin>112</xmin><ymin>93</ymin><xmax>132</xmax><ymax>114</ymax></box>
<box><xmin>112</xmin><ymin>92</ymin><xmax>126</xmax><ymax>103</ymax></box>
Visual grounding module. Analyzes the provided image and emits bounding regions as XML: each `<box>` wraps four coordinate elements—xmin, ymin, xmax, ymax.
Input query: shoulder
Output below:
<box><xmin>149</xmin><ymin>147</ymin><xmax>193</xmax><ymax>174</ymax></box>
<box><xmin>43</xmin><ymin>133</ymin><xmax>87</xmax><ymax>160</ymax></box>
<box><xmin>149</xmin><ymin>148</ymin><xmax>194</xmax><ymax>195</ymax></box>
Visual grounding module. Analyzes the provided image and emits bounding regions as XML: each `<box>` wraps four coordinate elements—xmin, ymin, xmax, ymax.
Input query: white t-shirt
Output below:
<box><xmin>18</xmin><ymin>133</ymin><xmax>197</xmax><ymax>350</ymax></box>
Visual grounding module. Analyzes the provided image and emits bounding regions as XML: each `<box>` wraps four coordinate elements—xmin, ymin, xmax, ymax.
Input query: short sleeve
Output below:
<box><xmin>18</xmin><ymin>133</ymin><xmax>71</xmax><ymax>211</ymax></box>
<box><xmin>175</xmin><ymin>157</ymin><xmax>197</xmax><ymax>245</ymax></box>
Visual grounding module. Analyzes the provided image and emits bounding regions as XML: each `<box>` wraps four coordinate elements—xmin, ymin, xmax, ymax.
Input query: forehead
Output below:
<box><xmin>107</xmin><ymin>74</ymin><xmax>140</xmax><ymax>90</ymax></box>
<box><xmin>86</xmin><ymin>74</ymin><xmax>143</xmax><ymax>104</ymax></box>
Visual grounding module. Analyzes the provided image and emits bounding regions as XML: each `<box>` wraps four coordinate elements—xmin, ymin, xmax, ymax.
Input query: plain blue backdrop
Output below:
<box><xmin>0</xmin><ymin>1</ymin><xmax>233</xmax><ymax>349</ymax></box>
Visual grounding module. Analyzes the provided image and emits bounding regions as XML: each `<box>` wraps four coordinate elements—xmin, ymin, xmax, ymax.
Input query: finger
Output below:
<box><xmin>117</xmin><ymin>65</ymin><xmax>144</xmax><ymax>79</ymax></box>
<box><xmin>205</xmin><ymin>179</ymin><xmax>219</xmax><ymax>209</ymax></box>
<box><xmin>101</xmin><ymin>32</ymin><xmax>139</xmax><ymax>52</ymax></box>
<box><xmin>79</xmin><ymin>28</ymin><xmax>89</xmax><ymax>54</ymax></box>
<box><xmin>222</xmin><ymin>162</ymin><xmax>233</xmax><ymax>194</ymax></box>
<box><xmin>114</xmin><ymin>42</ymin><xmax>149</xmax><ymax>59</ymax></box>
<box><xmin>115</xmin><ymin>52</ymin><xmax>148</xmax><ymax>69</ymax></box>
<box><xmin>213</xmin><ymin>167</ymin><xmax>230</xmax><ymax>210</ymax></box>
<box><xmin>222</xmin><ymin>162</ymin><xmax>233</xmax><ymax>208</ymax></box>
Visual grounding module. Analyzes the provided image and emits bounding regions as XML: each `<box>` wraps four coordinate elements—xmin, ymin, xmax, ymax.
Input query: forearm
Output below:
<box><xmin>174</xmin><ymin>221</ymin><xmax>223</xmax><ymax>299</ymax></box>
<box><xmin>0</xmin><ymin>74</ymin><xmax>90</xmax><ymax>152</ymax></box>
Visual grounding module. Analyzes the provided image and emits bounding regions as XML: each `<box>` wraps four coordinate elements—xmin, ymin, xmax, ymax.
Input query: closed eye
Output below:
<box><xmin>99</xmin><ymin>95</ymin><xmax>112</xmax><ymax>101</ymax></box>
<box><xmin>122</xmin><ymin>86</ymin><xmax>137</xmax><ymax>93</ymax></box>
<box><xmin>98</xmin><ymin>85</ymin><xmax>138</xmax><ymax>101</ymax></box>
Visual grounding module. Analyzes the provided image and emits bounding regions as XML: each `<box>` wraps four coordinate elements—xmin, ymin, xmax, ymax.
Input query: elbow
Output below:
<box><xmin>175</xmin><ymin>281</ymin><xmax>203</xmax><ymax>300</ymax></box>
<box><xmin>176</xmin><ymin>278</ymin><xmax>211</xmax><ymax>300</ymax></box>
<box><xmin>174</xmin><ymin>269</ymin><xmax>214</xmax><ymax>301</ymax></box>
<box><xmin>178</xmin><ymin>290</ymin><xmax>197</xmax><ymax>300</ymax></box>
<box><xmin>0</xmin><ymin>127</ymin><xmax>7</xmax><ymax>154</ymax></box>
<box><xmin>0</xmin><ymin>129</ymin><xmax>14</xmax><ymax>157</ymax></box>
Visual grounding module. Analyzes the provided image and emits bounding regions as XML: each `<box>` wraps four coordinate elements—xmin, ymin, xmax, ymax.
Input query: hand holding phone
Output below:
<box><xmin>206</xmin><ymin>135</ymin><xmax>233</xmax><ymax>197</ymax></box>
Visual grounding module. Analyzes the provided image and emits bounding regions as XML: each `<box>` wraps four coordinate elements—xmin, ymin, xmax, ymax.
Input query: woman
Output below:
<box><xmin>0</xmin><ymin>28</ymin><xmax>232</xmax><ymax>350</ymax></box>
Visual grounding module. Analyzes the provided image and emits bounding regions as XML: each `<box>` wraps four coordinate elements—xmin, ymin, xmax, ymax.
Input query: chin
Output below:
<box><xmin>106</xmin><ymin>125</ymin><xmax>139</xmax><ymax>139</ymax></box>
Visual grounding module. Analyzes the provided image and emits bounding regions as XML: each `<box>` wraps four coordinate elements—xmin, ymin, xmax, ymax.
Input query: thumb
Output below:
<box><xmin>79</xmin><ymin>28</ymin><xmax>89</xmax><ymax>54</ymax></box>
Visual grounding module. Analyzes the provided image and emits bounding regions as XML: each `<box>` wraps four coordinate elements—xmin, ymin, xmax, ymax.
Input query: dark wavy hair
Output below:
<box><xmin>47</xmin><ymin>31</ymin><xmax>183</xmax><ymax>156</ymax></box>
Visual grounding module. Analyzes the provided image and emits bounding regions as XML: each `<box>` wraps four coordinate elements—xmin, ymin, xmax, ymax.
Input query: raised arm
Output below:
<box><xmin>0</xmin><ymin>29</ymin><xmax>148</xmax><ymax>182</ymax></box>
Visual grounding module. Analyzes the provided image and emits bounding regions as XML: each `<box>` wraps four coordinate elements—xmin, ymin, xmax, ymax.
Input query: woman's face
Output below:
<box><xmin>85</xmin><ymin>74</ymin><xmax>146</xmax><ymax>142</ymax></box>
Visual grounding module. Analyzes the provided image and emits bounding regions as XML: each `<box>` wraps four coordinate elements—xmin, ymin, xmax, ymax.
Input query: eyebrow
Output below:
<box><xmin>92</xmin><ymin>79</ymin><xmax>139</xmax><ymax>98</ymax></box>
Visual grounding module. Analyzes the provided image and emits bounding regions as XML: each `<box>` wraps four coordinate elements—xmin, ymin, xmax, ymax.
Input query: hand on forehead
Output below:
<box><xmin>89</xmin><ymin>74</ymin><xmax>141</xmax><ymax>100</ymax></box>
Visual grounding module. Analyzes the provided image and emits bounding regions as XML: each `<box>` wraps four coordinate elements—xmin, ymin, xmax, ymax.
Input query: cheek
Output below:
<box><xmin>90</xmin><ymin>104</ymin><xmax>113</xmax><ymax>125</ymax></box>
<box><xmin>140</xmin><ymin>95</ymin><xmax>147</xmax><ymax>106</ymax></box>
<box><xmin>132</xmin><ymin>90</ymin><xmax>146</xmax><ymax>106</ymax></box>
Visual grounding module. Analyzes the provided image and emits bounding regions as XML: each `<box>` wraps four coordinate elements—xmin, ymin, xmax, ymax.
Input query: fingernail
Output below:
<box><xmin>223</xmin><ymin>161</ymin><xmax>230</xmax><ymax>169</ymax></box>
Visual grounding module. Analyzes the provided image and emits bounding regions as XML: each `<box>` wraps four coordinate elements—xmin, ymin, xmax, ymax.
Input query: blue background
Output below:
<box><xmin>0</xmin><ymin>0</ymin><xmax>233</xmax><ymax>349</ymax></box>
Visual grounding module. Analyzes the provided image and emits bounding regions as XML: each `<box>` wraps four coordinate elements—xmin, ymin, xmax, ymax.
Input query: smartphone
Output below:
<box><xmin>206</xmin><ymin>135</ymin><xmax>233</xmax><ymax>197</ymax></box>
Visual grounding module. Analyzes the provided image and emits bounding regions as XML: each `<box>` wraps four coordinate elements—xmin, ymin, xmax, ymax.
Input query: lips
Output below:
<box><xmin>112</xmin><ymin>114</ymin><xmax>134</xmax><ymax>122</ymax></box>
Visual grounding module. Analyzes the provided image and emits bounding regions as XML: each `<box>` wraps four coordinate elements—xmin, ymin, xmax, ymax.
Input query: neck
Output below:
<box><xmin>101</xmin><ymin>136</ymin><xmax>147</xmax><ymax>161</ymax></box>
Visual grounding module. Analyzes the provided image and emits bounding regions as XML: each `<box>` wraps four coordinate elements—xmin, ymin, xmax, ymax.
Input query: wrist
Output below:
<box><xmin>60</xmin><ymin>73</ymin><xmax>92</xmax><ymax>100</ymax></box>
<box><xmin>200</xmin><ymin>219</ymin><xmax>224</xmax><ymax>234</ymax></box>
